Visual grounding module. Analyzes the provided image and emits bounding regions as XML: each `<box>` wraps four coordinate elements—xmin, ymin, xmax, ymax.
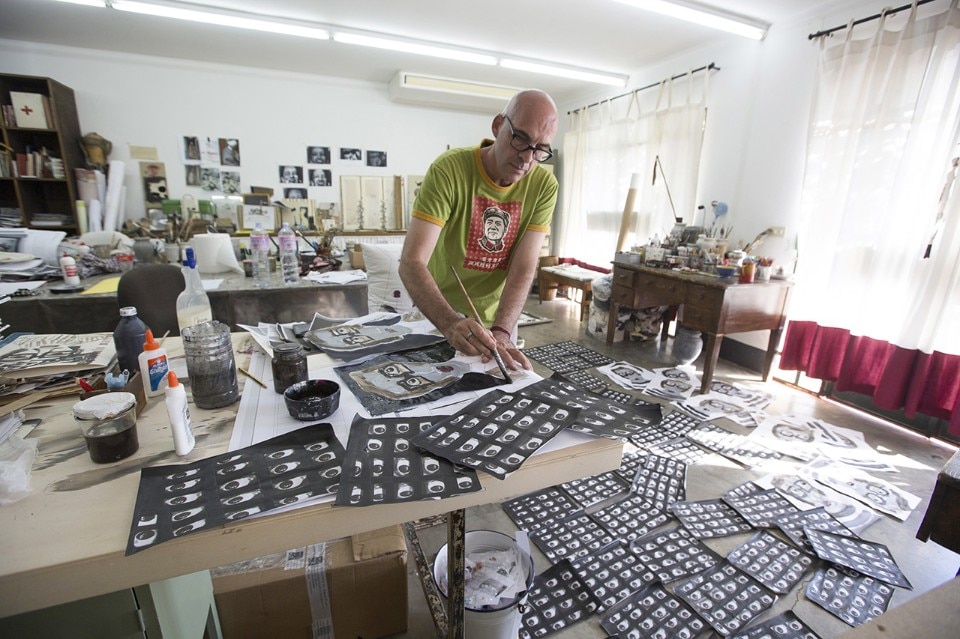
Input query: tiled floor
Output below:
<box><xmin>390</xmin><ymin>294</ymin><xmax>959</xmax><ymax>639</ymax></box>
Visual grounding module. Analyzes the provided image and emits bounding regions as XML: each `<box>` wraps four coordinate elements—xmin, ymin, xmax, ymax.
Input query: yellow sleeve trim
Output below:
<box><xmin>527</xmin><ymin>224</ymin><xmax>550</xmax><ymax>233</ymax></box>
<box><xmin>411</xmin><ymin>210</ymin><xmax>445</xmax><ymax>227</ymax></box>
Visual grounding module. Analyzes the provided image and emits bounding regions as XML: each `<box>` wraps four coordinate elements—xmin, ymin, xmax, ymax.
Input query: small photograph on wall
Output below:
<box><xmin>340</xmin><ymin>147</ymin><xmax>363</xmax><ymax>162</ymax></box>
<box><xmin>221</xmin><ymin>171</ymin><xmax>241</xmax><ymax>194</ymax></box>
<box><xmin>310</xmin><ymin>168</ymin><xmax>332</xmax><ymax>187</ymax></box>
<box><xmin>284</xmin><ymin>187</ymin><xmax>308</xmax><ymax>199</ymax></box>
<box><xmin>185</xmin><ymin>164</ymin><xmax>201</xmax><ymax>186</ymax></box>
<box><xmin>182</xmin><ymin>136</ymin><xmax>200</xmax><ymax>162</ymax></box>
<box><xmin>140</xmin><ymin>162</ymin><xmax>168</xmax><ymax>205</ymax></box>
<box><xmin>219</xmin><ymin>138</ymin><xmax>241</xmax><ymax>166</ymax></box>
<box><xmin>279</xmin><ymin>165</ymin><xmax>303</xmax><ymax>184</ymax></box>
<box><xmin>367</xmin><ymin>150</ymin><xmax>387</xmax><ymax>167</ymax></box>
<box><xmin>201</xmin><ymin>167</ymin><xmax>221</xmax><ymax>191</ymax></box>
<box><xmin>307</xmin><ymin>146</ymin><xmax>331</xmax><ymax>164</ymax></box>
<box><xmin>201</xmin><ymin>137</ymin><xmax>221</xmax><ymax>165</ymax></box>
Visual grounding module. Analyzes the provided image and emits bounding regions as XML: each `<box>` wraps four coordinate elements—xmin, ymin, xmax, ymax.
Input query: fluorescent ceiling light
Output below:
<box><xmin>399</xmin><ymin>73</ymin><xmax>520</xmax><ymax>99</ymax></box>
<box><xmin>111</xmin><ymin>1</ymin><xmax>330</xmax><ymax>40</ymax></box>
<box><xmin>500</xmin><ymin>59</ymin><xmax>627</xmax><ymax>87</ymax></box>
<box><xmin>333</xmin><ymin>32</ymin><xmax>496</xmax><ymax>66</ymax></box>
<box><xmin>612</xmin><ymin>0</ymin><xmax>768</xmax><ymax>40</ymax></box>
<box><xmin>51</xmin><ymin>0</ymin><xmax>106</xmax><ymax>6</ymax></box>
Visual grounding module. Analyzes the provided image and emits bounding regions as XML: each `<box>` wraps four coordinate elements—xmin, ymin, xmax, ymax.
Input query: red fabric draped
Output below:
<box><xmin>781</xmin><ymin>321</ymin><xmax>960</xmax><ymax>437</ymax></box>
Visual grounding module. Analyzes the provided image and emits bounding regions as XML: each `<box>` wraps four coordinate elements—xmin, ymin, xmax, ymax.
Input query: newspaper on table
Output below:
<box><xmin>0</xmin><ymin>333</ymin><xmax>115</xmax><ymax>378</ymax></box>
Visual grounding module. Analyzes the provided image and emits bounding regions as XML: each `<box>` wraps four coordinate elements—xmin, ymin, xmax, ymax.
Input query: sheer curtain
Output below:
<box><xmin>781</xmin><ymin>0</ymin><xmax>960</xmax><ymax>435</ymax></box>
<box><xmin>557</xmin><ymin>76</ymin><xmax>708</xmax><ymax>267</ymax></box>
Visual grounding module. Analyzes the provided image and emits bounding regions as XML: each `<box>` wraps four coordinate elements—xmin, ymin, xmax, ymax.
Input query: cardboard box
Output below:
<box><xmin>213</xmin><ymin>526</ymin><xmax>408</xmax><ymax>639</ymax></box>
<box><xmin>349</xmin><ymin>244</ymin><xmax>366</xmax><ymax>271</ymax></box>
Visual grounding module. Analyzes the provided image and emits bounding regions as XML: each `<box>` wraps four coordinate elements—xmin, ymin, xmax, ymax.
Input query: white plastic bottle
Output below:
<box><xmin>59</xmin><ymin>253</ymin><xmax>80</xmax><ymax>287</ymax></box>
<box><xmin>138</xmin><ymin>329</ymin><xmax>169</xmax><ymax>397</ymax></box>
<box><xmin>164</xmin><ymin>371</ymin><xmax>195</xmax><ymax>456</ymax></box>
<box><xmin>278</xmin><ymin>222</ymin><xmax>299</xmax><ymax>286</ymax></box>
<box><xmin>176</xmin><ymin>247</ymin><xmax>213</xmax><ymax>331</ymax></box>
<box><xmin>250</xmin><ymin>222</ymin><xmax>271</xmax><ymax>288</ymax></box>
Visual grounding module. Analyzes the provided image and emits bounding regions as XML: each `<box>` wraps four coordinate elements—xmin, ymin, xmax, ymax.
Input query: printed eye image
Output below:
<box><xmin>372</xmin><ymin>458</ymin><xmax>384</xmax><ymax>475</ymax></box>
<box><xmin>457</xmin><ymin>438</ymin><xmax>480</xmax><ymax>452</ymax></box>
<box><xmin>396</xmin><ymin>422</ymin><xmax>411</xmax><ymax>433</ymax></box>
<box><xmin>367</xmin><ymin>439</ymin><xmax>383</xmax><ymax>451</ymax></box>
<box><xmin>171</xmin><ymin>506</ymin><xmax>204</xmax><ymax>521</ymax></box>
<box><xmin>217</xmin><ymin>461</ymin><xmax>249</xmax><ymax>475</ymax></box>
<box><xmin>221</xmin><ymin>490</ymin><xmax>259</xmax><ymax>506</ymax></box>
<box><xmin>224</xmin><ymin>507</ymin><xmax>261</xmax><ymax>521</ymax></box>
<box><xmin>304</xmin><ymin>441</ymin><xmax>330</xmax><ymax>452</ymax></box>
<box><xmin>495</xmin><ymin>410</ymin><xmax>516</xmax><ymax>422</ymax></box>
<box><xmin>321</xmin><ymin>466</ymin><xmax>341</xmax><ymax>479</ymax></box>
<box><xmin>278</xmin><ymin>491</ymin><xmax>314</xmax><ymax>505</ymax></box>
<box><xmin>481</xmin><ymin>444</ymin><xmax>501</xmax><ymax>457</ymax></box>
<box><xmin>516</xmin><ymin>416</ymin><xmax>535</xmax><ymax>428</ymax></box>
<box><xmin>423</xmin><ymin>458</ymin><xmax>440</xmax><ymax>473</ymax></box>
<box><xmin>274</xmin><ymin>475</ymin><xmax>307</xmax><ymax>491</ymax></box>
<box><xmin>138</xmin><ymin>513</ymin><xmax>158</xmax><ymax>526</ymax></box>
<box><xmin>394</xmin><ymin>440</ymin><xmax>409</xmax><ymax>453</ymax></box>
<box><xmin>172</xmin><ymin>520</ymin><xmax>206</xmax><ymax>536</ymax></box>
<box><xmin>479</xmin><ymin>424</ymin><xmax>499</xmax><ymax>436</ymax></box>
<box><xmin>165</xmin><ymin>478</ymin><xmax>201</xmax><ymax>492</ymax></box>
<box><xmin>427</xmin><ymin>480</ymin><xmax>446</xmax><ymax>493</ymax></box>
<box><xmin>271</xmin><ymin>461</ymin><xmax>302</xmax><ymax>474</ymax></box>
<box><xmin>498</xmin><ymin>429</ymin><xmax>520</xmax><ymax>442</ymax></box>
<box><xmin>312</xmin><ymin>451</ymin><xmax>336</xmax><ymax>463</ymax></box>
<box><xmin>220</xmin><ymin>475</ymin><xmax>256</xmax><ymax>491</ymax></box>
<box><xmin>133</xmin><ymin>529</ymin><xmax>158</xmax><ymax>547</ymax></box>
<box><xmin>371</xmin><ymin>485</ymin><xmax>384</xmax><ymax>502</ymax></box>
<box><xmin>395</xmin><ymin>458</ymin><xmax>410</xmax><ymax>475</ymax></box>
<box><xmin>164</xmin><ymin>491</ymin><xmax>201</xmax><ymax>506</ymax></box>
<box><xmin>456</xmin><ymin>476</ymin><xmax>475</xmax><ymax>489</ymax></box>
<box><xmin>397</xmin><ymin>483</ymin><xmax>414</xmax><ymax>498</ymax></box>
<box><xmin>349</xmin><ymin>486</ymin><xmax>363</xmax><ymax>504</ymax></box>
<box><xmin>266</xmin><ymin>448</ymin><xmax>295</xmax><ymax>460</ymax></box>
<box><xmin>218</xmin><ymin>454</ymin><xmax>244</xmax><ymax>465</ymax></box>
<box><xmin>165</xmin><ymin>468</ymin><xmax>200</xmax><ymax>480</ymax></box>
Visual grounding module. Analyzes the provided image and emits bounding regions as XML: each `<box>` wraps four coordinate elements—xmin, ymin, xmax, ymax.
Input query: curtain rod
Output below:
<box><xmin>808</xmin><ymin>0</ymin><xmax>939</xmax><ymax>39</ymax></box>
<box><xmin>567</xmin><ymin>62</ymin><xmax>719</xmax><ymax>115</ymax></box>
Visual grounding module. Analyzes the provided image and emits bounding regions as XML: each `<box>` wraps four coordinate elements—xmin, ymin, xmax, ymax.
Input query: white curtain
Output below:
<box><xmin>793</xmin><ymin>0</ymin><xmax>960</xmax><ymax>355</ymax></box>
<box><xmin>557</xmin><ymin>76</ymin><xmax>708</xmax><ymax>267</ymax></box>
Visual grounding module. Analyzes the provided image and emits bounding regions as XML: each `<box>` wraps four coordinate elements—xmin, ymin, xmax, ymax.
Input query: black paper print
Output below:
<box><xmin>335</xmin><ymin>415</ymin><xmax>481</xmax><ymax>506</ymax></box>
<box><xmin>805</xmin><ymin>565</ymin><xmax>894</xmax><ymax>627</ymax></box>
<box><xmin>600</xmin><ymin>387</ymin><xmax>661</xmax><ymax>408</ymax></box>
<box><xmin>305</xmin><ymin>315</ymin><xmax>445</xmax><ymax>360</ymax></box>
<box><xmin>522</xmin><ymin>341</ymin><xmax>614</xmax><ymax>373</ymax></box>
<box><xmin>669</xmin><ymin>498</ymin><xmax>754</xmax><ymax>539</ymax></box>
<box><xmin>675</xmin><ymin>560</ymin><xmax>778</xmax><ymax>637</ymax></box>
<box><xmin>629</xmin><ymin>409</ymin><xmax>700</xmax><ymax>449</ymax></box>
<box><xmin>730</xmin><ymin>610</ymin><xmax>823</xmax><ymax>639</ymax></box>
<box><xmin>686</xmin><ymin>422</ymin><xmax>783</xmax><ymax>467</ymax></box>
<box><xmin>127</xmin><ymin>424</ymin><xmax>344</xmax><ymax>555</ymax></box>
<box><xmin>570</xmin><ymin>540</ymin><xmax>657</xmax><ymax>613</ymax></box>
<box><xmin>592</xmin><ymin>492</ymin><xmax>672</xmax><ymax>542</ymax></box>
<box><xmin>519</xmin><ymin>559</ymin><xmax>599</xmax><ymax>639</ymax></box>
<box><xmin>561</xmin><ymin>470</ymin><xmax>630</xmax><ymax>509</ymax></box>
<box><xmin>335</xmin><ymin>342</ymin><xmax>501</xmax><ymax>416</ymax></box>
<box><xmin>600</xmin><ymin>583</ymin><xmax>707</xmax><ymax>639</ymax></box>
<box><xmin>411</xmin><ymin>389</ymin><xmax>580</xmax><ymax>479</ymax></box>
<box><xmin>723</xmin><ymin>488</ymin><xmax>800</xmax><ymax>528</ymax></box>
<box><xmin>629</xmin><ymin>526</ymin><xmax>722</xmax><ymax>583</ymax></box>
<box><xmin>615</xmin><ymin>448</ymin><xmax>648</xmax><ymax>483</ymax></box>
<box><xmin>645</xmin><ymin>437</ymin><xmax>710</xmax><ymax>464</ymax></box>
<box><xmin>726</xmin><ymin>530</ymin><xmax>815</xmax><ymax>594</ymax></box>
<box><xmin>502</xmin><ymin>486</ymin><xmax>582</xmax><ymax>533</ymax></box>
<box><xmin>630</xmin><ymin>454</ymin><xmax>687</xmax><ymax>508</ymax></box>
<box><xmin>557</xmin><ymin>369</ymin><xmax>607</xmax><ymax>393</ymax></box>
<box><xmin>528</xmin><ymin>510</ymin><xmax>615</xmax><ymax>564</ymax></box>
<box><xmin>773</xmin><ymin>507</ymin><xmax>858</xmax><ymax>554</ymax></box>
<box><xmin>803</xmin><ymin>527</ymin><xmax>912</xmax><ymax>589</ymax></box>
<box><xmin>725</xmin><ymin>481</ymin><xmax>763</xmax><ymax>501</ymax></box>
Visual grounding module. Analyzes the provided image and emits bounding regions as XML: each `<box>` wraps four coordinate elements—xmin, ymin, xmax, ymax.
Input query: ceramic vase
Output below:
<box><xmin>673</xmin><ymin>326</ymin><xmax>703</xmax><ymax>365</ymax></box>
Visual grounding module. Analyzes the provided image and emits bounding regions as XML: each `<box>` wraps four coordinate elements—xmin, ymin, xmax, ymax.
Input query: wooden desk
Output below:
<box><xmin>0</xmin><ymin>335</ymin><xmax>623</xmax><ymax>622</ymax></box>
<box><xmin>606</xmin><ymin>264</ymin><xmax>793</xmax><ymax>393</ymax></box>
<box><xmin>2</xmin><ymin>271</ymin><xmax>368</xmax><ymax>334</ymax></box>
<box><xmin>916</xmin><ymin>448</ymin><xmax>960</xmax><ymax>556</ymax></box>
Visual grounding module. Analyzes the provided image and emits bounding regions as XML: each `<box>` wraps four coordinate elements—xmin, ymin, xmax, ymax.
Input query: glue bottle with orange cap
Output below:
<box><xmin>138</xmin><ymin>329</ymin><xmax>169</xmax><ymax>398</ymax></box>
<box><xmin>164</xmin><ymin>371</ymin><xmax>195</xmax><ymax>456</ymax></box>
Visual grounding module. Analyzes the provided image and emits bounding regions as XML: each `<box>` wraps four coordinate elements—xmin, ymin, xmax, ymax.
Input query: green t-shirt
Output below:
<box><xmin>411</xmin><ymin>141</ymin><xmax>557</xmax><ymax>325</ymax></box>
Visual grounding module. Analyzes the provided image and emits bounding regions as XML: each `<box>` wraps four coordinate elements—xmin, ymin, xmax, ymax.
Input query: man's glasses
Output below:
<box><xmin>502</xmin><ymin>115</ymin><xmax>554</xmax><ymax>163</ymax></box>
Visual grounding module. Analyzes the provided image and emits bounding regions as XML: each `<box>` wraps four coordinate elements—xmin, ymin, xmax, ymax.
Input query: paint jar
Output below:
<box><xmin>271</xmin><ymin>342</ymin><xmax>308</xmax><ymax>394</ymax></box>
<box><xmin>181</xmin><ymin>320</ymin><xmax>240</xmax><ymax>409</ymax></box>
<box><xmin>739</xmin><ymin>261</ymin><xmax>756</xmax><ymax>283</ymax></box>
<box><xmin>73</xmin><ymin>392</ymin><xmax>139</xmax><ymax>463</ymax></box>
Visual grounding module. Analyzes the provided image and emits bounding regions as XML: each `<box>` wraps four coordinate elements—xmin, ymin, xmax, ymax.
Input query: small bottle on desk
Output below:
<box><xmin>176</xmin><ymin>247</ymin><xmax>213</xmax><ymax>332</ymax></box>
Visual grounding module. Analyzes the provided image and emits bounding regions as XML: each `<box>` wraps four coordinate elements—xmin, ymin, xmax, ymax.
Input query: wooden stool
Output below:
<box><xmin>538</xmin><ymin>264</ymin><xmax>596</xmax><ymax>321</ymax></box>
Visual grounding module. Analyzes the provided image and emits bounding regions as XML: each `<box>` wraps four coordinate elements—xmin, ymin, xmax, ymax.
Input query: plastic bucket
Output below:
<box><xmin>433</xmin><ymin>530</ymin><xmax>535</xmax><ymax>639</ymax></box>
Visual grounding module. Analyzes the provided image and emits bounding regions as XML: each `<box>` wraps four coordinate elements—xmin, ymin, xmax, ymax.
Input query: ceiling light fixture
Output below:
<box><xmin>500</xmin><ymin>59</ymin><xmax>628</xmax><ymax>87</ymax></box>
<box><xmin>333</xmin><ymin>32</ymin><xmax>496</xmax><ymax>66</ymax></box>
<box><xmin>611</xmin><ymin>0</ymin><xmax>769</xmax><ymax>40</ymax></box>
<box><xmin>51</xmin><ymin>0</ymin><xmax>106</xmax><ymax>7</ymax></box>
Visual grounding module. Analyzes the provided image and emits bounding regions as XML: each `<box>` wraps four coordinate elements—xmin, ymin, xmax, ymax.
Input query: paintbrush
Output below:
<box><xmin>449</xmin><ymin>266</ymin><xmax>511</xmax><ymax>383</ymax></box>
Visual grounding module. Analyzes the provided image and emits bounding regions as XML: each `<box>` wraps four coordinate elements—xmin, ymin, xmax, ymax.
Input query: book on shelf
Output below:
<box><xmin>8</xmin><ymin>92</ymin><xmax>49</xmax><ymax>129</ymax></box>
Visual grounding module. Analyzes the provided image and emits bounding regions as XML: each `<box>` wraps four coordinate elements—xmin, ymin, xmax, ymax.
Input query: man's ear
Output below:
<box><xmin>492</xmin><ymin>113</ymin><xmax>504</xmax><ymax>138</ymax></box>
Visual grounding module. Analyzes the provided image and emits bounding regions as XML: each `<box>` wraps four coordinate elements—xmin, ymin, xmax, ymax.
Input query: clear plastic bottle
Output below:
<box><xmin>250</xmin><ymin>223</ymin><xmax>271</xmax><ymax>288</ymax></box>
<box><xmin>176</xmin><ymin>247</ymin><xmax>213</xmax><ymax>332</ymax></box>
<box><xmin>113</xmin><ymin>306</ymin><xmax>148</xmax><ymax>374</ymax></box>
<box><xmin>278</xmin><ymin>222</ymin><xmax>299</xmax><ymax>286</ymax></box>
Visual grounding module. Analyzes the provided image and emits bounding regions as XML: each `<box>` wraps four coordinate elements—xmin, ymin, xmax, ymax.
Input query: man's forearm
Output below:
<box><xmin>398</xmin><ymin>260</ymin><xmax>463</xmax><ymax>336</ymax></box>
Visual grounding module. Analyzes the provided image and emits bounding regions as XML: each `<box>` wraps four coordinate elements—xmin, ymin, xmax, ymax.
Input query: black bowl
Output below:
<box><xmin>283</xmin><ymin>379</ymin><xmax>340</xmax><ymax>421</ymax></box>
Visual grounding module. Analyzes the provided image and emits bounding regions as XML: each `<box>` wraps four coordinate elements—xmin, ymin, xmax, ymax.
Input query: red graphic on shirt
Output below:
<box><xmin>463</xmin><ymin>196</ymin><xmax>522</xmax><ymax>272</ymax></box>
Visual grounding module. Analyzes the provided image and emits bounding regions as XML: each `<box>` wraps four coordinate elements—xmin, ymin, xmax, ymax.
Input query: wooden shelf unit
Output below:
<box><xmin>0</xmin><ymin>74</ymin><xmax>84</xmax><ymax>231</ymax></box>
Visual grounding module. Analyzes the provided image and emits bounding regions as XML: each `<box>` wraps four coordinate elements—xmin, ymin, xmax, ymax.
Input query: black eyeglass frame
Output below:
<box><xmin>502</xmin><ymin>115</ymin><xmax>554</xmax><ymax>163</ymax></box>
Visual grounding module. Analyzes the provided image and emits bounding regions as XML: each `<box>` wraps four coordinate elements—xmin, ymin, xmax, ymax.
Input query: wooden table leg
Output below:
<box><xmin>700</xmin><ymin>332</ymin><xmax>723</xmax><ymax>394</ymax></box>
<box><xmin>762</xmin><ymin>326</ymin><xmax>784</xmax><ymax>381</ymax></box>
<box><xmin>606</xmin><ymin>301</ymin><xmax>619</xmax><ymax>345</ymax></box>
<box><xmin>446</xmin><ymin>508</ymin><xmax>465</xmax><ymax>639</ymax></box>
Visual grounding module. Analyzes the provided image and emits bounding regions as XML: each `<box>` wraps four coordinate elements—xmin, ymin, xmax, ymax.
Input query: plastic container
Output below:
<box><xmin>164</xmin><ymin>371</ymin><xmax>195</xmax><ymax>456</ymax></box>
<box><xmin>250</xmin><ymin>223</ymin><xmax>271</xmax><ymax>288</ymax></box>
<box><xmin>278</xmin><ymin>222</ymin><xmax>299</xmax><ymax>286</ymax></box>
<box><xmin>138</xmin><ymin>329</ymin><xmax>169</xmax><ymax>397</ymax></box>
<box><xmin>72</xmin><ymin>392</ymin><xmax>139</xmax><ymax>463</ymax></box>
<box><xmin>59</xmin><ymin>254</ymin><xmax>80</xmax><ymax>286</ymax></box>
<box><xmin>182</xmin><ymin>320</ymin><xmax>239</xmax><ymax>409</ymax></box>
<box><xmin>113</xmin><ymin>306</ymin><xmax>148</xmax><ymax>374</ymax></box>
<box><xmin>271</xmin><ymin>342</ymin><xmax>307</xmax><ymax>393</ymax></box>
<box><xmin>176</xmin><ymin>247</ymin><xmax>213</xmax><ymax>331</ymax></box>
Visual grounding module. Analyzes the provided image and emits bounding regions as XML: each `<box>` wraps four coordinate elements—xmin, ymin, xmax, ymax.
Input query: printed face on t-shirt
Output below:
<box><xmin>463</xmin><ymin>197</ymin><xmax>521</xmax><ymax>271</ymax></box>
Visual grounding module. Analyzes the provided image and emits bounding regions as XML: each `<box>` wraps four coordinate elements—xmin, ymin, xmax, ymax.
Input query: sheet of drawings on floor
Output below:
<box><xmin>508</xmin><ymin>340</ymin><xmax>924</xmax><ymax>638</ymax></box>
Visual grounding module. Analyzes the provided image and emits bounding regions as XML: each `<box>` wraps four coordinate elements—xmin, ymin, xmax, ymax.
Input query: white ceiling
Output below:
<box><xmin>2</xmin><ymin>1</ymin><xmax>836</xmax><ymax>104</ymax></box>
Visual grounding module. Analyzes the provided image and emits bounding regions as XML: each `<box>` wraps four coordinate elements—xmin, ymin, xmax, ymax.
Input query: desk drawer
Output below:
<box><xmin>683</xmin><ymin>286</ymin><xmax>723</xmax><ymax>329</ymax></box>
<box><xmin>612</xmin><ymin>283</ymin><xmax>638</xmax><ymax>306</ymax></box>
<box><xmin>612</xmin><ymin>266</ymin><xmax>639</xmax><ymax>288</ymax></box>
<box><xmin>636</xmin><ymin>274</ymin><xmax>683</xmax><ymax>297</ymax></box>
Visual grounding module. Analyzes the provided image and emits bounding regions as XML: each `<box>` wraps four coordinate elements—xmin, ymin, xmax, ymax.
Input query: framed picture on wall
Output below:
<box><xmin>241</xmin><ymin>204</ymin><xmax>277</xmax><ymax>231</ymax></box>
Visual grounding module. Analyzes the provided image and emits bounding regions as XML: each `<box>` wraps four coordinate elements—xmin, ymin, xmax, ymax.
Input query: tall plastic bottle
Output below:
<box><xmin>250</xmin><ymin>222</ymin><xmax>271</xmax><ymax>288</ymax></box>
<box><xmin>113</xmin><ymin>306</ymin><xmax>148</xmax><ymax>374</ymax></box>
<box><xmin>278</xmin><ymin>222</ymin><xmax>299</xmax><ymax>286</ymax></box>
<box><xmin>164</xmin><ymin>371</ymin><xmax>195</xmax><ymax>456</ymax></box>
<box><xmin>138</xmin><ymin>329</ymin><xmax>169</xmax><ymax>397</ymax></box>
<box><xmin>176</xmin><ymin>247</ymin><xmax>213</xmax><ymax>332</ymax></box>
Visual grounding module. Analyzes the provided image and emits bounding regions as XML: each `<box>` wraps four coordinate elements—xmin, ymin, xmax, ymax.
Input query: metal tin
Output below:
<box><xmin>272</xmin><ymin>342</ymin><xmax>307</xmax><ymax>393</ymax></box>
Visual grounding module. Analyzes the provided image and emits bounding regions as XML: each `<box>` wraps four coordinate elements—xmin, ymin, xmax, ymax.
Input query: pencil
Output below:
<box><xmin>449</xmin><ymin>266</ymin><xmax>511</xmax><ymax>382</ymax></box>
<box><xmin>239</xmin><ymin>367</ymin><xmax>267</xmax><ymax>389</ymax></box>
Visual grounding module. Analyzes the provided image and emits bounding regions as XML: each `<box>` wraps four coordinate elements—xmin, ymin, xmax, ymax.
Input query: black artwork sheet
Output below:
<box><xmin>730</xmin><ymin>610</ymin><xmax>823</xmax><ymax>639</ymax></box>
<box><xmin>726</xmin><ymin>530</ymin><xmax>815</xmax><ymax>594</ymax></box>
<box><xmin>675</xmin><ymin>560</ymin><xmax>778</xmax><ymax>637</ymax></box>
<box><xmin>631</xmin><ymin>454</ymin><xmax>687</xmax><ymax>508</ymax></box>
<box><xmin>518</xmin><ymin>559</ymin><xmax>599</xmax><ymax>639</ymax></box>
<box><xmin>686</xmin><ymin>422</ymin><xmax>783</xmax><ymax>468</ymax></box>
<box><xmin>557</xmin><ymin>368</ymin><xmax>607</xmax><ymax>393</ymax></box>
<box><xmin>561</xmin><ymin>469</ymin><xmax>630</xmax><ymax>509</ymax></box>
<box><xmin>773</xmin><ymin>507</ymin><xmax>858</xmax><ymax>554</ymax></box>
<box><xmin>669</xmin><ymin>498</ymin><xmax>754</xmax><ymax>539</ymax></box>
<box><xmin>805</xmin><ymin>565</ymin><xmax>894</xmax><ymax>627</ymax></box>
<box><xmin>630</xmin><ymin>409</ymin><xmax>701</xmax><ymax>449</ymax></box>
<box><xmin>334</xmin><ymin>342</ymin><xmax>501</xmax><ymax>416</ymax></box>
<box><xmin>645</xmin><ymin>436</ymin><xmax>710</xmax><ymax>464</ymax></box>
<box><xmin>629</xmin><ymin>526</ymin><xmax>722</xmax><ymax>583</ymax></box>
<box><xmin>528</xmin><ymin>510</ymin><xmax>615</xmax><ymax>564</ymax></box>
<box><xmin>502</xmin><ymin>486</ymin><xmax>582</xmax><ymax>533</ymax></box>
<box><xmin>600</xmin><ymin>583</ymin><xmax>708</xmax><ymax>639</ymax></box>
<box><xmin>127</xmin><ymin>424</ymin><xmax>344</xmax><ymax>555</ymax></box>
<box><xmin>304</xmin><ymin>314</ymin><xmax>445</xmax><ymax>360</ymax></box>
<box><xmin>803</xmin><ymin>527</ymin><xmax>912</xmax><ymax>589</ymax></box>
<box><xmin>335</xmin><ymin>415</ymin><xmax>481</xmax><ymax>506</ymax></box>
<box><xmin>723</xmin><ymin>488</ymin><xmax>800</xmax><ymax>528</ymax></box>
<box><xmin>615</xmin><ymin>448</ymin><xmax>648</xmax><ymax>483</ymax></box>
<box><xmin>591</xmin><ymin>492</ymin><xmax>672</xmax><ymax>542</ymax></box>
<box><xmin>599</xmin><ymin>387</ymin><xmax>660</xmax><ymax>407</ymax></box>
<box><xmin>725</xmin><ymin>481</ymin><xmax>763</xmax><ymax>501</ymax></box>
<box><xmin>522</xmin><ymin>340</ymin><xmax>614</xmax><ymax>373</ymax></box>
<box><xmin>570</xmin><ymin>540</ymin><xmax>657</xmax><ymax>613</ymax></box>
<box><xmin>411</xmin><ymin>389</ymin><xmax>580</xmax><ymax>480</ymax></box>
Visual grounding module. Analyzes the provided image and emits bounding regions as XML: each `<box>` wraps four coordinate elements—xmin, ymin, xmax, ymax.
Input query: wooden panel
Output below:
<box><xmin>716</xmin><ymin>284</ymin><xmax>789</xmax><ymax>334</ymax></box>
<box><xmin>681</xmin><ymin>284</ymin><xmax>724</xmax><ymax>332</ymax></box>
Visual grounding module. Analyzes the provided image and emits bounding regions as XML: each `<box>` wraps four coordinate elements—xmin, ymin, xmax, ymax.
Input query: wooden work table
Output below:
<box><xmin>607</xmin><ymin>263</ymin><xmax>793</xmax><ymax>393</ymax></box>
<box><xmin>0</xmin><ymin>335</ymin><xmax>623</xmax><ymax>623</ymax></box>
